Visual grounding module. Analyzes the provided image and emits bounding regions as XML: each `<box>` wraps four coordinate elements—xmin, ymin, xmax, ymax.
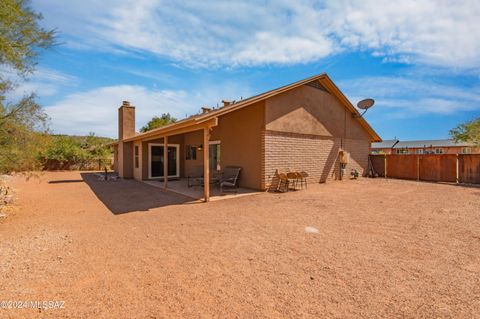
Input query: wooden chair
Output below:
<box><xmin>286</xmin><ymin>171</ymin><xmax>299</xmax><ymax>190</ymax></box>
<box><xmin>275</xmin><ymin>169</ymin><xmax>290</xmax><ymax>192</ymax></box>
<box><xmin>298</xmin><ymin>171</ymin><xmax>308</xmax><ymax>189</ymax></box>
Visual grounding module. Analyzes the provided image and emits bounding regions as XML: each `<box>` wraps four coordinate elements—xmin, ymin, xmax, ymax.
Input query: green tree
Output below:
<box><xmin>450</xmin><ymin>117</ymin><xmax>480</xmax><ymax>146</ymax></box>
<box><xmin>140</xmin><ymin>113</ymin><xmax>177</xmax><ymax>132</ymax></box>
<box><xmin>0</xmin><ymin>0</ymin><xmax>55</xmax><ymax>173</ymax></box>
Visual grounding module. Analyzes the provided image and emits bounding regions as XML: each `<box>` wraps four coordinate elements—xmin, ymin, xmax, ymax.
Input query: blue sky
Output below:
<box><xmin>11</xmin><ymin>0</ymin><xmax>480</xmax><ymax>139</ymax></box>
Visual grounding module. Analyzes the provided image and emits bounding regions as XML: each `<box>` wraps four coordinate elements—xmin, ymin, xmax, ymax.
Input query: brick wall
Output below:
<box><xmin>262</xmin><ymin>130</ymin><xmax>369</xmax><ymax>189</ymax></box>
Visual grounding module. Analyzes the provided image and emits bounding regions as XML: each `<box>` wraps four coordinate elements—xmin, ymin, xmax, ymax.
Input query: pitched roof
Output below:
<box><xmin>394</xmin><ymin>139</ymin><xmax>472</xmax><ymax>148</ymax></box>
<box><xmin>371</xmin><ymin>139</ymin><xmax>399</xmax><ymax>148</ymax></box>
<box><xmin>372</xmin><ymin>139</ymin><xmax>473</xmax><ymax>149</ymax></box>
<box><xmin>122</xmin><ymin>73</ymin><xmax>381</xmax><ymax>142</ymax></box>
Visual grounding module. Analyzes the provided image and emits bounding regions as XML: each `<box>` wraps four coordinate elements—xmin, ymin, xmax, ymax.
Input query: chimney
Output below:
<box><xmin>118</xmin><ymin>100</ymin><xmax>135</xmax><ymax>140</ymax></box>
<box><xmin>201</xmin><ymin>106</ymin><xmax>211</xmax><ymax>114</ymax></box>
<box><xmin>222</xmin><ymin>100</ymin><xmax>231</xmax><ymax>107</ymax></box>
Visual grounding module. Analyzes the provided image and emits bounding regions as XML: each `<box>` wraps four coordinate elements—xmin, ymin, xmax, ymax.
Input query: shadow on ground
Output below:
<box><xmin>48</xmin><ymin>179</ymin><xmax>84</xmax><ymax>184</ymax></box>
<box><xmin>80</xmin><ymin>172</ymin><xmax>193</xmax><ymax>214</ymax></box>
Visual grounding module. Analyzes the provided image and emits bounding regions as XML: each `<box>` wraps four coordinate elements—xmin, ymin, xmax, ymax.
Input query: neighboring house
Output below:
<box><xmin>112</xmin><ymin>73</ymin><xmax>381</xmax><ymax>201</ymax></box>
<box><xmin>371</xmin><ymin>139</ymin><xmax>477</xmax><ymax>155</ymax></box>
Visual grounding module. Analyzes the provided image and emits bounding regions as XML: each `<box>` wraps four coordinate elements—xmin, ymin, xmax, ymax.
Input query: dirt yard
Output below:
<box><xmin>1</xmin><ymin>171</ymin><xmax>479</xmax><ymax>318</ymax></box>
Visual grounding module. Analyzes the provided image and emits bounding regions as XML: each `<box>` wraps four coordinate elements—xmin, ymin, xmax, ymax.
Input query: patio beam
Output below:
<box><xmin>138</xmin><ymin>118</ymin><xmax>218</xmax><ymax>143</ymax></box>
<box><xmin>163</xmin><ymin>136</ymin><xmax>168</xmax><ymax>189</ymax></box>
<box><xmin>203</xmin><ymin>127</ymin><xmax>210</xmax><ymax>202</ymax></box>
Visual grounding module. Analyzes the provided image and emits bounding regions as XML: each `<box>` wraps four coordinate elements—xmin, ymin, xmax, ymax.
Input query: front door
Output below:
<box><xmin>150</xmin><ymin>144</ymin><xmax>179</xmax><ymax>178</ymax></box>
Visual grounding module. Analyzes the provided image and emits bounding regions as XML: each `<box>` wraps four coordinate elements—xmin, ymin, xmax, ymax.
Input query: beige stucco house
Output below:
<box><xmin>112</xmin><ymin>73</ymin><xmax>381</xmax><ymax>201</ymax></box>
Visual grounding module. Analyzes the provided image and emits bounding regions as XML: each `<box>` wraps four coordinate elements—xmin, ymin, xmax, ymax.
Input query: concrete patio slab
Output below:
<box><xmin>142</xmin><ymin>178</ymin><xmax>261</xmax><ymax>201</ymax></box>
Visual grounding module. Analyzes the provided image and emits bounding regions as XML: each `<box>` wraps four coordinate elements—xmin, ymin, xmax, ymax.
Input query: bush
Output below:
<box><xmin>39</xmin><ymin>134</ymin><xmax>114</xmax><ymax>170</ymax></box>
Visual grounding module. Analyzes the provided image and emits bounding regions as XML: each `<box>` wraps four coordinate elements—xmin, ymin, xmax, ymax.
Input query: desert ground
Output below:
<box><xmin>0</xmin><ymin>171</ymin><xmax>479</xmax><ymax>318</ymax></box>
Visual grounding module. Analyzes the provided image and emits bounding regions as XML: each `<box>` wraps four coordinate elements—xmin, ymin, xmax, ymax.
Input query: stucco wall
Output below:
<box><xmin>210</xmin><ymin>101</ymin><xmax>265</xmax><ymax>189</ymax></box>
<box><xmin>133</xmin><ymin>141</ymin><xmax>142</xmax><ymax>180</ymax></box>
<box><xmin>118</xmin><ymin>141</ymin><xmax>134</xmax><ymax>179</ymax></box>
<box><xmin>262</xmin><ymin>84</ymin><xmax>371</xmax><ymax>188</ymax></box>
<box><xmin>112</xmin><ymin>145</ymin><xmax>118</xmax><ymax>172</ymax></box>
<box><xmin>183</xmin><ymin>130</ymin><xmax>204</xmax><ymax>177</ymax></box>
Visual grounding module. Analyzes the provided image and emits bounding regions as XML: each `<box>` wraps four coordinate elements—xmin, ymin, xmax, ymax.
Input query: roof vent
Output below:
<box><xmin>201</xmin><ymin>106</ymin><xmax>211</xmax><ymax>114</ymax></box>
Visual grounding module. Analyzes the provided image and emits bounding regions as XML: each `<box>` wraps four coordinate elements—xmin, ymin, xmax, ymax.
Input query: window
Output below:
<box><xmin>185</xmin><ymin>145</ymin><xmax>197</xmax><ymax>160</ymax></box>
<box><xmin>396</xmin><ymin>148</ymin><xmax>409</xmax><ymax>154</ymax></box>
<box><xmin>462</xmin><ymin>147</ymin><xmax>472</xmax><ymax>154</ymax></box>
<box><xmin>134</xmin><ymin>145</ymin><xmax>139</xmax><ymax>168</ymax></box>
<box><xmin>416</xmin><ymin>149</ymin><xmax>424</xmax><ymax>154</ymax></box>
<box><xmin>435</xmin><ymin>148</ymin><xmax>444</xmax><ymax>154</ymax></box>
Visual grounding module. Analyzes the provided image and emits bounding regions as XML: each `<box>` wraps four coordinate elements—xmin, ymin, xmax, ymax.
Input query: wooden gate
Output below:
<box><xmin>459</xmin><ymin>154</ymin><xmax>480</xmax><ymax>184</ymax></box>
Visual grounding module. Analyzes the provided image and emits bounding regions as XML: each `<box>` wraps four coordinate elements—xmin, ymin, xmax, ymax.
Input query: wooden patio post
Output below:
<box><xmin>163</xmin><ymin>136</ymin><xmax>168</xmax><ymax>189</ymax></box>
<box><xmin>203</xmin><ymin>127</ymin><xmax>210</xmax><ymax>202</ymax></box>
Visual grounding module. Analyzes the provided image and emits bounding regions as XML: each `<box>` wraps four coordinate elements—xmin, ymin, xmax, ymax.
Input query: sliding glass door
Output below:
<box><xmin>149</xmin><ymin>144</ymin><xmax>179</xmax><ymax>178</ymax></box>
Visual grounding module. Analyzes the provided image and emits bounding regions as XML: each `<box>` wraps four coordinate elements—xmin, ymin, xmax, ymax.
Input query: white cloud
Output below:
<box><xmin>340</xmin><ymin>76</ymin><xmax>480</xmax><ymax>118</ymax></box>
<box><xmin>33</xmin><ymin>0</ymin><xmax>480</xmax><ymax>68</ymax></box>
<box><xmin>3</xmin><ymin>67</ymin><xmax>78</xmax><ymax>100</ymax></box>
<box><xmin>44</xmin><ymin>83</ymin><xmax>252</xmax><ymax>137</ymax></box>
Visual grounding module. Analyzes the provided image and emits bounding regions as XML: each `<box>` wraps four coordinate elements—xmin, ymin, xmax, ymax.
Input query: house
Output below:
<box><xmin>112</xmin><ymin>73</ymin><xmax>381</xmax><ymax>201</ymax></box>
<box><xmin>371</xmin><ymin>139</ymin><xmax>477</xmax><ymax>155</ymax></box>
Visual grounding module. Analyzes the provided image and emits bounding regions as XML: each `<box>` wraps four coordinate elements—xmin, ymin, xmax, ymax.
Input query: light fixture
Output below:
<box><xmin>197</xmin><ymin>144</ymin><xmax>203</xmax><ymax>151</ymax></box>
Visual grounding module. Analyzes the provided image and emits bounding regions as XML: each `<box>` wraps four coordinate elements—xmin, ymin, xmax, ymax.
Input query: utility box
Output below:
<box><xmin>339</xmin><ymin>150</ymin><xmax>350</xmax><ymax>164</ymax></box>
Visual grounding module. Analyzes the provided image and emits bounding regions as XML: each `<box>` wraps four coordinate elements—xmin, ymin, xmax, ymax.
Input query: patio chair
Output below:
<box><xmin>286</xmin><ymin>171</ymin><xmax>299</xmax><ymax>190</ymax></box>
<box><xmin>187</xmin><ymin>165</ymin><xmax>204</xmax><ymax>187</ymax></box>
<box><xmin>298</xmin><ymin>171</ymin><xmax>308</xmax><ymax>189</ymax></box>
<box><xmin>220</xmin><ymin>166</ymin><xmax>242</xmax><ymax>193</ymax></box>
<box><xmin>275</xmin><ymin>170</ymin><xmax>290</xmax><ymax>192</ymax></box>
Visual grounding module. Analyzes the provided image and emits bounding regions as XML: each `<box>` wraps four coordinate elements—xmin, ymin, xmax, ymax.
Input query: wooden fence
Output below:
<box><xmin>369</xmin><ymin>154</ymin><xmax>480</xmax><ymax>184</ymax></box>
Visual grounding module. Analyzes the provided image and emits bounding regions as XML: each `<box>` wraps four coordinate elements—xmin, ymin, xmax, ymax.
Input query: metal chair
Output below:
<box><xmin>187</xmin><ymin>165</ymin><xmax>203</xmax><ymax>187</ymax></box>
<box><xmin>220</xmin><ymin>166</ymin><xmax>242</xmax><ymax>193</ymax></box>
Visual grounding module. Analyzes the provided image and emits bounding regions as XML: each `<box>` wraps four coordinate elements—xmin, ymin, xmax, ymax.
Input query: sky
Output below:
<box><xmin>10</xmin><ymin>0</ymin><xmax>480</xmax><ymax>139</ymax></box>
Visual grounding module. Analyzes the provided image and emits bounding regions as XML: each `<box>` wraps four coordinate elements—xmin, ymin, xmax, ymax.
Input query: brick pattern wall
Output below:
<box><xmin>262</xmin><ymin>130</ymin><xmax>369</xmax><ymax>189</ymax></box>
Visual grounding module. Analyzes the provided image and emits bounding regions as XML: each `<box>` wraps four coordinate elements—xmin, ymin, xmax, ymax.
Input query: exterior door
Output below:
<box><xmin>150</xmin><ymin>145</ymin><xmax>179</xmax><ymax>178</ymax></box>
<box><xmin>209</xmin><ymin>143</ymin><xmax>221</xmax><ymax>172</ymax></box>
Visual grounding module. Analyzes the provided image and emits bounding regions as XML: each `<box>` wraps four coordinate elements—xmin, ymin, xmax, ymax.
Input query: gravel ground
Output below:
<box><xmin>1</xmin><ymin>171</ymin><xmax>479</xmax><ymax>318</ymax></box>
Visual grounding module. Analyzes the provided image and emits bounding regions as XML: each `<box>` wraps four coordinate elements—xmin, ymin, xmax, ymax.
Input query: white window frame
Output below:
<box><xmin>148</xmin><ymin>143</ymin><xmax>180</xmax><ymax>179</ymax></box>
<box><xmin>435</xmin><ymin>148</ymin><xmax>444</xmax><ymax>154</ymax></box>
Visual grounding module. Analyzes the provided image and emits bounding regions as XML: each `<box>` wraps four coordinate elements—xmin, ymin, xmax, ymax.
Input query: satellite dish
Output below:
<box><xmin>357</xmin><ymin>98</ymin><xmax>375</xmax><ymax>110</ymax></box>
<box><xmin>353</xmin><ymin>98</ymin><xmax>375</xmax><ymax>118</ymax></box>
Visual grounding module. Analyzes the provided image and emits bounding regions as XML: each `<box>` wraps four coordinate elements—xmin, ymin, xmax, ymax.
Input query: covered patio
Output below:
<box><xmin>118</xmin><ymin>111</ymin><xmax>252</xmax><ymax>202</ymax></box>
<box><xmin>142</xmin><ymin>178</ymin><xmax>259</xmax><ymax>202</ymax></box>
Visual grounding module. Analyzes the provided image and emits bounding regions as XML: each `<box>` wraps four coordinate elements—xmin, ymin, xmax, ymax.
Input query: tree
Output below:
<box><xmin>450</xmin><ymin>117</ymin><xmax>480</xmax><ymax>146</ymax></box>
<box><xmin>0</xmin><ymin>0</ymin><xmax>55</xmax><ymax>173</ymax></box>
<box><xmin>140</xmin><ymin>113</ymin><xmax>177</xmax><ymax>132</ymax></box>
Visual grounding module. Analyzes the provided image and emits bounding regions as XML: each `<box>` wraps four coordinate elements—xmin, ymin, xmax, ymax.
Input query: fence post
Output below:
<box><xmin>384</xmin><ymin>154</ymin><xmax>388</xmax><ymax>178</ymax></box>
<box><xmin>417</xmin><ymin>156</ymin><xmax>420</xmax><ymax>181</ymax></box>
<box><xmin>456</xmin><ymin>154</ymin><xmax>459</xmax><ymax>184</ymax></box>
